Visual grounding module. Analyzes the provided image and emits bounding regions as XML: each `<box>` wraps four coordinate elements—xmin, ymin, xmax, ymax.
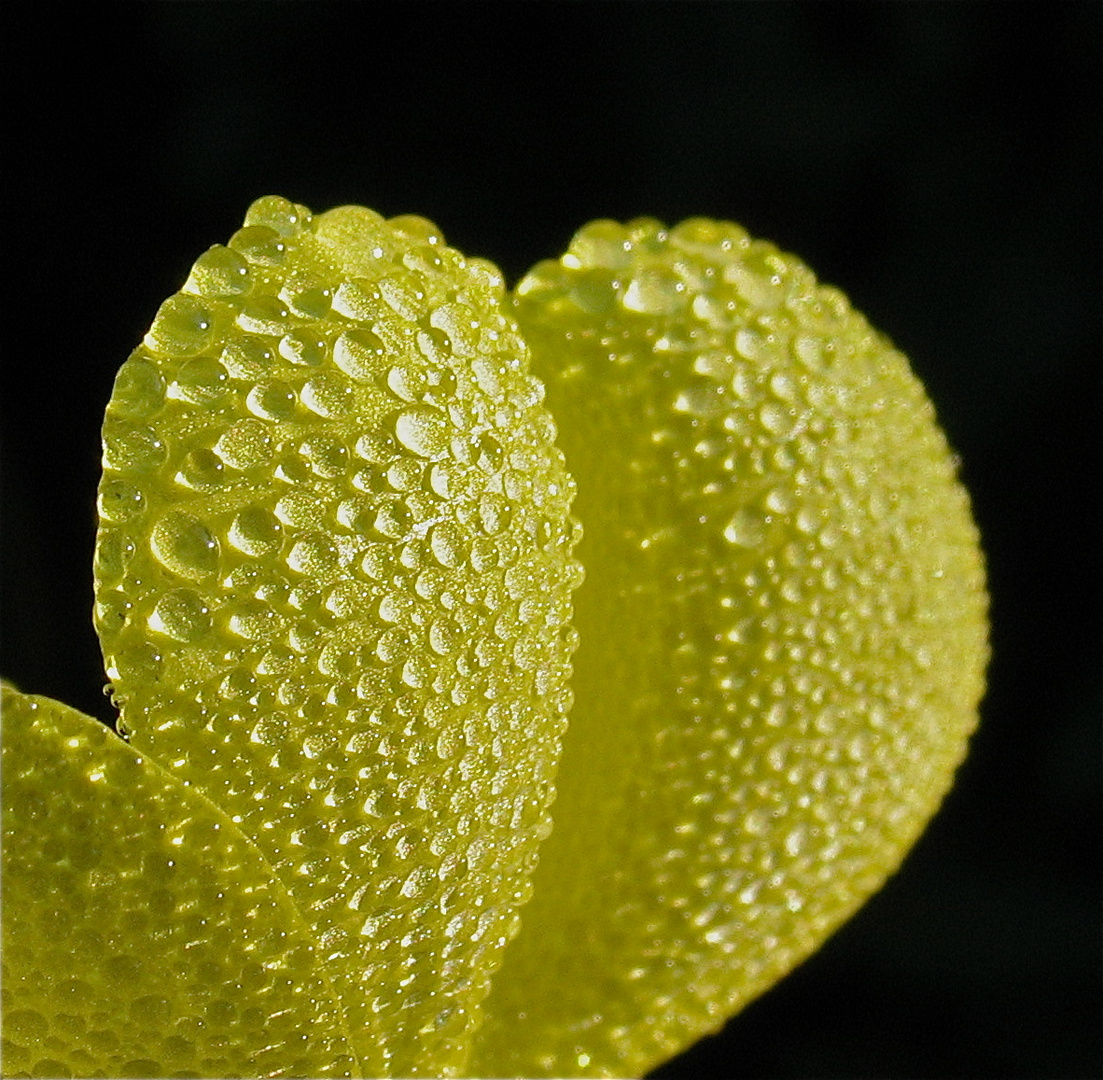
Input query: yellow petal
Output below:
<box><xmin>471</xmin><ymin>217</ymin><xmax>988</xmax><ymax>1077</ymax></box>
<box><xmin>91</xmin><ymin>197</ymin><xmax>580</xmax><ymax>1076</ymax></box>
<box><xmin>1</xmin><ymin>683</ymin><xmax>356</xmax><ymax>1079</ymax></box>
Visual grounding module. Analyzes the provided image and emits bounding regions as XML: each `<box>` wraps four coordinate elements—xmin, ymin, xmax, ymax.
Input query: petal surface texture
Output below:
<box><xmin>470</xmin><ymin>218</ymin><xmax>989</xmax><ymax>1077</ymax></box>
<box><xmin>91</xmin><ymin>197</ymin><xmax>580</xmax><ymax>1077</ymax></box>
<box><xmin>0</xmin><ymin>684</ymin><xmax>356</xmax><ymax>1079</ymax></box>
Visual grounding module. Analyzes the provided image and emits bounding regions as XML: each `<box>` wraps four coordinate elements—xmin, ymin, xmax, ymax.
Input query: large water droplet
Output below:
<box><xmin>228</xmin><ymin>224</ymin><xmax>286</xmax><ymax>266</ymax></box>
<box><xmin>102</xmin><ymin>419</ymin><xmax>168</xmax><ymax>473</ymax></box>
<box><xmin>94</xmin><ymin>529</ymin><xmax>136</xmax><ymax>582</ymax></box>
<box><xmin>621</xmin><ymin>268</ymin><xmax>685</xmax><ymax>315</ymax></box>
<box><xmin>221</xmin><ymin>338</ymin><xmax>274</xmax><ymax>381</ymax></box>
<box><xmin>145</xmin><ymin>296</ymin><xmax>214</xmax><ymax>357</ymax></box>
<box><xmin>176</xmin><ymin>448</ymin><xmax>226</xmax><ymax>491</ymax></box>
<box><xmin>151</xmin><ymin>513</ymin><xmax>220</xmax><ymax>579</ymax></box>
<box><xmin>185</xmin><ymin>245</ymin><xmax>251</xmax><ymax>298</ymax></box>
<box><xmin>723</xmin><ymin>507</ymin><xmax>767</xmax><ymax>548</ymax></box>
<box><xmin>215</xmin><ymin>419</ymin><xmax>273</xmax><ymax>470</ymax></box>
<box><xmin>286</xmin><ymin>533</ymin><xmax>340</xmax><ymax>576</ymax></box>
<box><xmin>374</xmin><ymin>500</ymin><xmax>413</xmax><ymax>540</ymax></box>
<box><xmin>759</xmin><ymin>402</ymin><xmax>796</xmax><ymax>437</ymax></box>
<box><xmin>98</xmin><ymin>480</ymin><xmax>146</xmax><ymax>522</ymax></box>
<box><xmin>229</xmin><ymin>507</ymin><xmax>283</xmax><ymax>557</ymax></box>
<box><xmin>244</xmin><ymin>195</ymin><xmax>305</xmax><ymax>236</ymax></box>
<box><xmin>148</xmin><ymin>589</ymin><xmax>211</xmax><ymax>642</ymax></box>
<box><xmin>236</xmin><ymin>296</ymin><xmax>290</xmax><ymax>336</ymax></box>
<box><xmin>246</xmin><ymin>380</ymin><xmax>297</xmax><ymax>421</ymax></box>
<box><xmin>173</xmin><ymin>356</ymin><xmax>230</xmax><ymax>407</ymax></box>
<box><xmin>429</xmin><ymin>522</ymin><xmax>464</xmax><ymax>568</ymax></box>
<box><xmin>274</xmin><ymin>332</ymin><xmax>325</xmax><ymax>369</ymax></box>
<box><xmin>395</xmin><ymin>406</ymin><xmax>449</xmax><ymax>459</ymax></box>
<box><xmin>302</xmin><ymin>374</ymin><xmax>353</xmax><ymax>418</ymax></box>
<box><xmin>110</xmin><ymin>353</ymin><xmax>166</xmax><ymax>419</ymax></box>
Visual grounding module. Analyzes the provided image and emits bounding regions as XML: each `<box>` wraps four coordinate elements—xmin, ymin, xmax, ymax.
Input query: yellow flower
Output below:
<box><xmin>2</xmin><ymin>199</ymin><xmax>987</xmax><ymax>1079</ymax></box>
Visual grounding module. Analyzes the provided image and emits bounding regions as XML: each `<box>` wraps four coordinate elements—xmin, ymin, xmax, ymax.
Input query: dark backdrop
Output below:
<box><xmin>2</xmin><ymin>4</ymin><xmax>1099</xmax><ymax>1078</ymax></box>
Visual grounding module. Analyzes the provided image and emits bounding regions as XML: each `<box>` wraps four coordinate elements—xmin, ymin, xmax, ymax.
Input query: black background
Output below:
<box><xmin>2</xmin><ymin>4</ymin><xmax>1099</xmax><ymax>1078</ymax></box>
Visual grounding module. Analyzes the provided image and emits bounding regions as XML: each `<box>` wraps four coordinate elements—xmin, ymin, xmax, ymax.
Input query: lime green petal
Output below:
<box><xmin>470</xmin><ymin>218</ymin><xmax>989</xmax><ymax>1077</ymax></box>
<box><xmin>92</xmin><ymin>197</ymin><xmax>580</xmax><ymax>1076</ymax></box>
<box><xmin>1</xmin><ymin>684</ymin><xmax>356</xmax><ymax>1079</ymax></box>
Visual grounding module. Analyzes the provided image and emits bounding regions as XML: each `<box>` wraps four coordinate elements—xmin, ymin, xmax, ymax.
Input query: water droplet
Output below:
<box><xmin>429</xmin><ymin>303</ymin><xmax>478</xmax><ymax>359</ymax></box>
<box><xmin>355</xmin><ymin>432</ymin><xmax>396</xmax><ymax>464</ymax></box>
<box><xmin>332</xmin><ymin>277</ymin><xmax>383</xmax><ymax>321</ymax></box>
<box><xmin>568</xmin><ymin>220</ymin><xmax>633</xmax><ymax>270</ymax></box>
<box><xmin>98</xmin><ymin>480</ymin><xmax>146</xmax><ymax>522</ymax></box>
<box><xmin>148</xmin><ymin>589</ymin><xmax>211</xmax><ymax>642</ymax></box>
<box><xmin>478</xmin><ymin>493</ymin><xmax>511</xmax><ymax>535</ymax></box>
<box><xmin>96</xmin><ymin>589</ymin><xmax>133</xmax><ymax>632</ymax></box>
<box><xmin>395</xmin><ymin>406</ymin><xmax>449</xmax><ymax>459</ymax></box>
<box><xmin>289</xmin><ymin>618</ymin><xmax>325</xmax><ymax>654</ymax></box>
<box><xmin>185</xmin><ymin>245</ymin><xmax>251</xmax><ymax>298</ymax></box>
<box><xmin>723</xmin><ymin>507</ymin><xmax>766</xmax><ymax>548</ymax></box>
<box><xmin>229</xmin><ymin>599</ymin><xmax>282</xmax><ymax>641</ymax></box>
<box><xmin>221</xmin><ymin>338</ymin><xmax>274</xmax><ymax>381</ymax></box>
<box><xmin>302</xmin><ymin>374</ymin><xmax>353</xmax><ymax>418</ymax></box>
<box><xmin>244</xmin><ymin>195</ymin><xmax>305</xmax><ymax>236</ymax></box>
<box><xmin>110</xmin><ymin>353</ymin><xmax>166</xmax><ymax>418</ymax></box>
<box><xmin>416</xmin><ymin>326</ymin><xmax>452</xmax><ymax>366</ymax></box>
<box><xmin>330</xmin><ymin>329</ymin><xmax>385</xmax><ymax>383</ymax></box>
<box><xmin>275</xmin><ymin>491</ymin><xmax>324</xmax><ymax>529</ymax></box>
<box><xmin>387</xmin><ymin>364</ymin><xmax>426</xmax><ymax>402</ymax></box>
<box><xmin>735</xmin><ymin>327</ymin><xmax>770</xmax><ymax>362</ymax></box>
<box><xmin>673</xmin><ymin>377</ymin><xmax>726</xmax><ymax>419</ymax></box>
<box><xmin>386</xmin><ymin>458</ymin><xmax>423</xmax><ymax>492</ymax></box>
<box><xmin>228</xmin><ymin>224</ymin><xmax>286</xmax><ymax>265</ymax></box>
<box><xmin>282</xmin><ymin>281</ymin><xmax>333</xmax><ymax>320</ymax></box>
<box><xmin>102</xmin><ymin>419</ymin><xmax>168</xmax><ymax>473</ymax></box>
<box><xmin>176</xmin><ymin>447</ymin><xmax>226</xmax><ymax>490</ymax></box>
<box><xmin>759</xmin><ymin>402</ymin><xmax>795</xmax><ymax>437</ymax></box>
<box><xmin>215</xmin><ymin>419</ymin><xmax>273</xmax><ymax>470</ymax></box>
<box><xmin>475</xmin><ymin>433</ymin><xmax>504</xmax><ymax>472</ymax></box>
<box><xmin>145</xmin><ymin>296</ymin><xmax>213</xmax><ymax>357</ymax></box>
<box><xmin>287</xmin><ymin>533</ymin><xmax>339</xmax><ymax>576</ymax></box>
<box><xmin>300</xmin><ymin>437</ymin><xmax>349</xmax><ymax>479</ymax></box>
<box><xmin>236</xmin><ymin>296</ymin><xmax>290</xmax><ymax>336</ymax></box>
<box><xmin>326</xmin><ymin>580</ymin><xmax>374</xmax><ymax>620</ymax></box>
<box><xmin>428</xmin><ymin>618</ymin><xmax>458</xmax><ymax>656</ymax></box>
<box><xmin>425</xmin><ymin>366</ymin><xmax>457</xmax><ymax>402</ymax></box>
<box><xmin>229</xmin><ymin>507</ymin><xmax>283</xmax><ymax>556</ymax></box>
<box><xmin>621</xmin><ymin>268</ymin><xmax>685</xmax><ymax>314</ymax></box>
<box><xmin>374</xmin><ymin>500</ymin><xmax>413</xmax><ymax>540</ymax></box>
<box><xmin>361</xmin><ymin>544</ymin><xmax>395</xmax><ymax>581</ymax></box>
<box><xmin>428</xmin><ymin>522</ymin><xmax>464</xmax><ymax>568</ymax></box>
<box><xmin>336</xmin><ymin>496</ymin><xmax>376</xmax><ymax>536</ymax></box>
<box><xmin>274</xmin><ymin>331</ymin><xmax>326</xmax><ymax>368</ymax></box>
<box><xmin>246</xmin><ymin>380</ymin><xmax>297</xmax><ymax>421</ymax></box>
<box><xmin>352</xmin><ymin>467</ymin><xmax>388</xmax><ymax>496</ymax></box>
<box><xmin>173</xmin><ymin>356</ymin><xmax>230</xmax><ymax>407</ymax></box>
<box><xmin>379</xmin><ymin>275</ymin><xmax>423</xmax><ymax>321</ymax></box>
<box><xmin>151</xmin><ymin>512</ymin><xmax>220</xmax><ymax>579</ymax></box>
<box><xmin>95</xmin><ymin>529</ymin><xmax>136</xmax><ymax>582</ymax></box>
<box><xmin>765</xmin><ymin>487</ymin><xmax>795</xmax><ymax>515</ymax></box>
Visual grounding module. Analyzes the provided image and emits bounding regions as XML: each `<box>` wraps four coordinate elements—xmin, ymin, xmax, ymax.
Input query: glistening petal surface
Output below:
<box><xmin>91</xmin><ymin>197</ymin><xmax>580</xmax><ymax>1077</ymax></box>
<box><xmin>470</xmin><ymin>218</ymin><xmax>988</xmax><ymax>1077</ymax></box>
<box><xmin>0</xmin><ymin>684</ymin><xmax>356</xmax><ymax>1079</ymax></box>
